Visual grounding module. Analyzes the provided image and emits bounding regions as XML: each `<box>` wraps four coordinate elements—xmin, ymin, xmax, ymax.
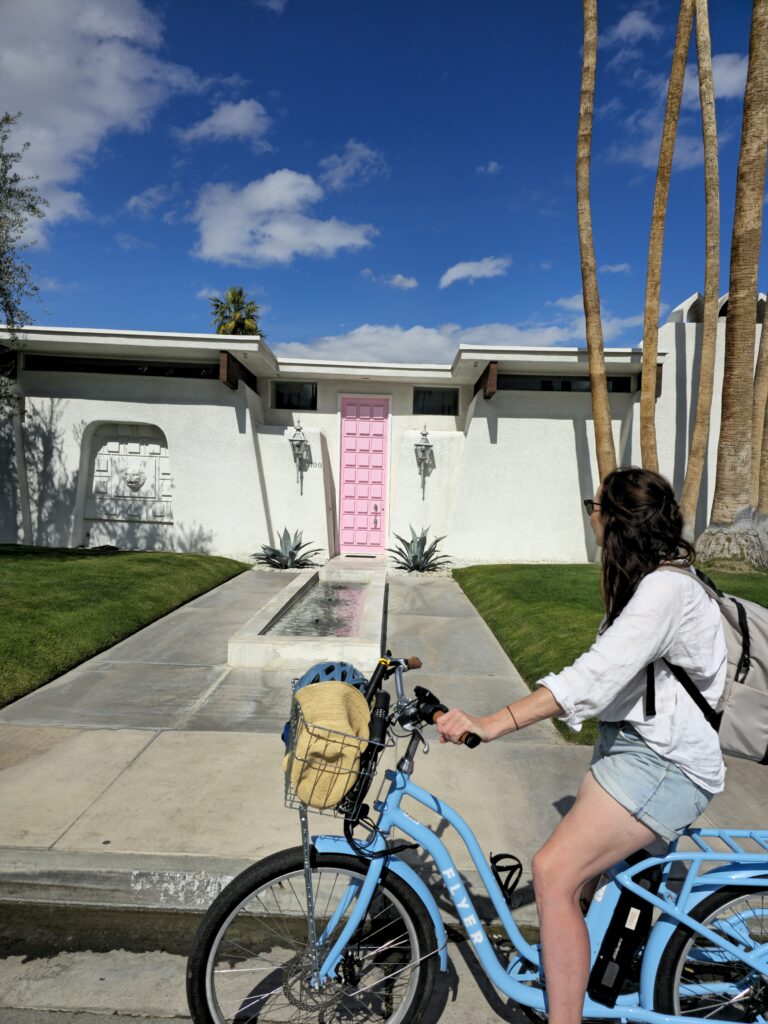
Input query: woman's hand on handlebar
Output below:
<box><xmin>435</xmin><ymin>708</ymin><xmax>492</xmax><ymax>745</ymax></box>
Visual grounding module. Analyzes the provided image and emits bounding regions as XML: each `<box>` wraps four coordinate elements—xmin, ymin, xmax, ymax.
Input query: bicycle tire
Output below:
<box><xmin>186</xmin><ymin>845</ymin><xmax>439</xmax><ymax>1024</ymax></box>
<box><xmin>654</xmin><ymin>884</ymin><xmax>768</xmax><ymax>1021</ymax></box>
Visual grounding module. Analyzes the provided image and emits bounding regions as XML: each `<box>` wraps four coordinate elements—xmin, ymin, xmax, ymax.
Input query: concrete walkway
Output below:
<box><xmin>0</xmin><ymin>567</ymin><xmax>765</xmax><ymax>1019</ymax></box>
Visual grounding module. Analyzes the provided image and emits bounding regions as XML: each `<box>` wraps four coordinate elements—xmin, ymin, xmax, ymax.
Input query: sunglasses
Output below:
<box><xmin>583</xmin><ymin>499</ymin><xmax>601</xmax><ymax>515</ymax></box>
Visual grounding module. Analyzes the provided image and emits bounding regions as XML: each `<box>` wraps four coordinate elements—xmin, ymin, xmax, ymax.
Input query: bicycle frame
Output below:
<box><xmin>312</xmin><ymin>766</ymin><xmax>768</xmax><ymax>1024</ymax></box>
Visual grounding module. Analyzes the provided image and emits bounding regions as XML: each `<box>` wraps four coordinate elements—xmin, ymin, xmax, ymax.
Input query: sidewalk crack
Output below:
<box><xmin>173</xmin><ymin>666</ymin><xmax>231</xmax><ymax>730</ymax></box>
<box><xmin>49</xmin><ymin>730</ymin><xmax>160</xmax><ymax>850</ymax></box>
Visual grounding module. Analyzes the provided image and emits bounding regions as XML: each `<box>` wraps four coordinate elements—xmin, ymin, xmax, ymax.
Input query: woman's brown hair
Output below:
<box><xmin>600</xmin><ymin>467</ymin><xmax>694</xmax><ymax>628</ymax></box>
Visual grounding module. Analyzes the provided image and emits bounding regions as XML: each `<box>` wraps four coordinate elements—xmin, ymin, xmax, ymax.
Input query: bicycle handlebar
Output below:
<box><xmin>433</xmin><ymin>710</ymin><xmax>482</xmax><ymax>749</ymax></box>
<box><xmin>376</xmin><ymin>656</ymin><xmax>481</xmax><ymax>749</ymax></box>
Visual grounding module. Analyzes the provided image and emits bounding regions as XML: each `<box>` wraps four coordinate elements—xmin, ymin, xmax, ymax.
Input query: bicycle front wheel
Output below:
<box><xmin>186</xmin><ymin>846</ymin><xmax>439</xmax><ymax>1024</ymax></box>
<box><xmin>654</xmin><ymin>885</ymin><xmax>768</xmax><ymax>1021</ymax></box>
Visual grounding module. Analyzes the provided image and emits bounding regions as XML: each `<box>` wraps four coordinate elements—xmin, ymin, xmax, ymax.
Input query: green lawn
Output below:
<box><xmin>453</xmin><ymin>562</ymin><xmax>768</xmax><ymax>746</ymax></box>
<box><xmin>0</xmin><ymin>545</ymin><xmax>250</xmax><ymax>708</ymax></box>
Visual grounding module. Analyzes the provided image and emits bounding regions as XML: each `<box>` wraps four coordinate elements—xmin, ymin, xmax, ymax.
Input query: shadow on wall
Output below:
<box><xmin>86</xmin><ymin>518</ymin><xmax>214</xmax><ymax>553</ymax></box>
<box><xmin>573</xmin><ymin>417</ymin><xmax>598</xmax><ymax>562</ymax></box>
<box><xmin>176</xmin><ymin>522</ymin><xmax>215</xmax><ymax>553</ymax></box>
<box><xmin>27</xmin><ymin>400</ymin><xmax>80</xmax><ymax>546</ymax></box>
<box><xmin>0</xmin><ymin>410</ymin><xmax>19</xmax><ymax>542</ymax></box>
<box><xmin>672</xmin><ymin>323</ymin><xmax>710</xmax><ymax>538</ymax></box>
<box><xmin>2</xmin><ymin>399</ymin><xmax>80</xmax><ymax>547</ymax></box>
<box><xmin>319</xmin><ymin>430</ymin><xmax>338</xmax><ymax>557</ymax></box>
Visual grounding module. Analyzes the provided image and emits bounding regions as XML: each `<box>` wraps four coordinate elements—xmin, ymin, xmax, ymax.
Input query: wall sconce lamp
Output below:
<box><xmin>289</xmin><ymin>420</ymin><xmax>310</xmax><ymax>490</ymax></box>
<box><xmin>415</xmin><ymin>425</ymin><xmax>432</xmax><ymax>468</ymax></box>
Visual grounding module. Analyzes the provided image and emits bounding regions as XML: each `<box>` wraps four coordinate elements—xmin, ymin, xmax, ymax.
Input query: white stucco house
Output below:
<box><xmin>1</xmin><ymin>292</ymin><xmax>763</xmax><ymax>563</ymax></box>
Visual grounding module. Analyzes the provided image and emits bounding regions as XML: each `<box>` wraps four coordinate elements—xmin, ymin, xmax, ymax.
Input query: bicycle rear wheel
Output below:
<box><xmin>654</xmin><ymin>885</ymin><xmax>768</xmax><ymax>1021</ymax></box>
<box><xmin>186</xmin><ymin>846</ymin><xmax>438</xmax><ymax>1024</ymax></box>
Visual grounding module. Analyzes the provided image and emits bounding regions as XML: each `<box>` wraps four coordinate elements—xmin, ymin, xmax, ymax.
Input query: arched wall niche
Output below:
<box><xmin>74</xmin><ymin>421</ymin><xmax>174</xmax><ymax>550</ymax></box>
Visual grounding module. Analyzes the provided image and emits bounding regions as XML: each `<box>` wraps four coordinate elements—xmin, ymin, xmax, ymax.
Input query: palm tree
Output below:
<box><xmin>640</xmin><ymin>0</ymin><xmax>694</xmax><ymax>473</ymax></box>
<box><xmin>698</xmin><ymin>0</ymin><xmax>768</xmax><ymax>565</ymax></box>
<box><xmin>751</xmin><ymin>305</ymin><xmax>768</xmax><ymax>509</ymax></box>
<box><xmin>577</xmin><ymin>0</ymin><xmax>616</xmax><ymax>482</ymax></box>
<box><xmin>210</xmin><ymin>286</ymin><xmax>262</xmax><ymax>336</ymax></box>
<box><xmin>679</xmin><ymin>0</ymin><xmax>720</xmax><ymax>537</ymax></box>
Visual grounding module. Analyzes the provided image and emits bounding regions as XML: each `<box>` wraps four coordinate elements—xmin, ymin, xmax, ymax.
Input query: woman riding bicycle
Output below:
<box><xmin>436</xmin><ymin>467</ymin><xmax>727</xmax><ymax>1024</ymax></box>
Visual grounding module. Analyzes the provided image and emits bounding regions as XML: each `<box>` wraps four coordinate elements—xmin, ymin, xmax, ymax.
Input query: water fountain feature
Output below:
<box><xmin>227</xmin><ymin>564</ymin><xmax>386</xmax><ymax>670</ymax></box>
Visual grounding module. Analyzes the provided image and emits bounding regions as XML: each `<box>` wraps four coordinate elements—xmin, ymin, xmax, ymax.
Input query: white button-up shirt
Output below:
<box><xmin>538</xmin><ymin>568</ymin><xmax>726</xmax><ymax>793</ymax></box>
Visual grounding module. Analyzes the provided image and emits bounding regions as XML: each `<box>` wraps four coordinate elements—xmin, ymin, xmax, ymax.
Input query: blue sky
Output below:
<box><xmin>2</xmin><ymin>0</ymin><xmax>761</xmax><ymax>363</ymax></box>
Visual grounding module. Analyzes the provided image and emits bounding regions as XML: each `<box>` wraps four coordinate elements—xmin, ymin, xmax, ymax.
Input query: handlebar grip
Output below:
<box><xmin>433</xmin><ymin>709</ymin><xmax>481</xmax><ymax>748</ymax></box>
<box><xmin>406</xmin><ymin>656</ymin><xmax>422</xmax><ymax>670</ymax></box>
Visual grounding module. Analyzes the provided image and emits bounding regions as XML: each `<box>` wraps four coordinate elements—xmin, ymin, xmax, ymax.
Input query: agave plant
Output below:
<box><xmin>255</xmin><ymin>528</ymin><xmax>322</xmax><ymax>569</ymax></box>
<box><xmin>388</xmin><ymin>526</ymin><xmax>450</xmax><ymax>572</ymax></box>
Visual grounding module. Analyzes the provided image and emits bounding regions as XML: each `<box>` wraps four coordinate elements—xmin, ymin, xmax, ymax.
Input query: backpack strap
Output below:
<box><xmin>645</xmin><ymin>663</ymin><xmax>657</xmax><ymax>717</ymax></box>
<box><xmin>656</xmin><ymin>564</ymin><xmax>752</xmax><ymax>683</ymax></box>
<box><xmin>646</xmin><ymin>659</ymin><xmax>721</xmax><ymax>730</ymax></box>
<box><xmin>729</xmin><ymin>597</ymin><xmax>751</xmax><ymax>681</ymax></box>
<box><xmin>662</xmin><ymin>658</ymin><xmax>722</xmax><ymax>731</ymax></box>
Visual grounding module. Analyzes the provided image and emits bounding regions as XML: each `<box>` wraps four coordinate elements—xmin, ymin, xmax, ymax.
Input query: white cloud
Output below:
<box><xmin>176</xmin><ymin>98</ymin><xmax>272</xmax><ymax>149</ymax></box>
<box><xmin>600</xmin><ymin>262</ymin><xmax>631</xmax><ymax>274</ymax></box>
<box><xmin>115</xmin><ymin>232</ymin><xmax>154</xmax><ymax>251</ymax></box>
<box><xmin>387</xmin><ymin>274</ymin><xmax>418</xmax><ymax>290</ymax></box>
<box><xmin>191</xmin><ymin>168</ymin><xmax>377</xmax><ymax>266</ymax></box>
<box><xmin>196</xmin><ymin>285</ymin><xmax>221</xmax><ymax>300</ymax></box>
<box><xmin>602</xmin><ymin>312</ymin><xmax>644</xmax><ymax>341</ymax></box>
<box><xmin>362</xmin><ymin>269</ymin><xmax>418</xmax><ymax>289</ymax></box>
<box><xmin>38</xmin><ymin>275</ymin><xmax>76</xmax><ymax>292</ymax></box>
<box><xmin>276</xmin><ymin>324</ymin><xmax>459</xmax><ymax>363</ymax></box>
<box><xmin>318</xmin><ymin>139</ymin><xmax>388</xmax><ymax>191</ymax></box>
<box><xmin>552</xmin><ymin>293</ymin><xmax>585</xmax><ymax>312</ymax></box>
<box><xmin>539</xmin><ymin>260</ymin><xmax>553</xmax><ymax>271</ymax></box>
<box><xmin>476</xmin><ymin>160</ymin><xmax>502</xmax><ymax>175</ymax></box>
<box><xmin>600</xmin><ymin>10</ymin><xmax>662</xmax><ymax>48</ymax></box>
<box><xmin>254</xmin><ymin>0</ymin><xmax>287</xmax><ymax>10</ymax></box>
<box><xmin>610</xmin><ymin>104</ymin><xmax>709</xmax><ymax>171</ymax></box>
<box><xmin>125</xmin><ymin>183</ymin><xmax>174</xmax><ymax>218</ymax></box>
<box><xmin>597</xmin><ymin>97</ymin><xmax>624</xmax><ymax>119</ymax></box>
<box><xmin>682</xmin><ymin>53</ymin><xmax>749</xmax><ymax>108</ymax></box>
<box><xmin>439</xmin><ymin>256</ymin><xmax>511</xmax><ymax>290</ymax></box>
<box><xmin>0</xmin><ymin>0</ymin><xmax>201</xmax><ymax>246</ymax></box>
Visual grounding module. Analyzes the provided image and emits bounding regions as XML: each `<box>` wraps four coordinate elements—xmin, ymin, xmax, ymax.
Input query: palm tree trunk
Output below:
<box><xmin>640</xmin><ymin>0</ymin><xmax>695</xmax><ymax>473</ymax></box>
<box><xmin>679</xmin><ymin>0</ymin><xmax>720</xmax><ymax>539</ymax></box>
<box><xmin>698</xmin><ymin>0</ymin><xmax>768</xmax><ymax>565</ymax></box>
<box><xmin>757</xmin><ymin>368</ymin><xmax>768</xmax><ymax>519</ymax></box>
<box><xmin>577</xmin><ymin>0</ymin><xmax>616</xmax><ymax>482</ymax></box>
<box><xmin>751</xmin><ymin>321</ymin><xmax>767</xmax><ymax>508</ymax></box>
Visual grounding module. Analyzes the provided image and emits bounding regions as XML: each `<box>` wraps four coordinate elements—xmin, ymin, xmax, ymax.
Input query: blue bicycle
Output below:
<box><xmin>187</xmin><ymin>655</ymin><xmax>768</xmax><ymax>1024</ymax></box>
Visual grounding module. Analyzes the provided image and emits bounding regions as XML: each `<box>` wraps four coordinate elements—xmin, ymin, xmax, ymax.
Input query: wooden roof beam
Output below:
<box><xmin>473</xmin><ymin>360</ymin><xmax>498</xmax><ymax>399</ymax></box>
<box><xmin>219</xmin><ymin>350</ymin><xmax>259</xmax><ymax>393</ymax></box>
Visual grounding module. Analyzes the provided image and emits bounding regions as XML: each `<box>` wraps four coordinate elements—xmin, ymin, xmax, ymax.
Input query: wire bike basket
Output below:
<box><xmin>283</xmin><ymin>691</ymin><xmax>387</xmax><ymax>820</ymax></box>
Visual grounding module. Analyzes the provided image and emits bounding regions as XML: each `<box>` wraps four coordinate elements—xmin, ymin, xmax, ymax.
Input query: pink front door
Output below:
<box><xmin>339</xmin><ymin>397</ymin><xmax>389</xmax><ymax>553</ymax></box>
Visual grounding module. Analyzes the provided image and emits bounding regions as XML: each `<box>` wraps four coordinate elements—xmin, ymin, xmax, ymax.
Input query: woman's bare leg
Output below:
<box><xmin>531</xmin><ymin>772</ymin><xmax>659</xmax><ymax>1024</ymax></box>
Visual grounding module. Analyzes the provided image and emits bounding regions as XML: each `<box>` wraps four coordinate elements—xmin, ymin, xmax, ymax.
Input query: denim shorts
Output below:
<box><xmin>590</xmin><ymin>721</ymin><xmax>713</xmax><ymax>841</ymax></box>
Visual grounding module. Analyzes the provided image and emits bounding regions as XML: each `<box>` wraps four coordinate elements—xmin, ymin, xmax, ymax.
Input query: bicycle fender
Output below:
<box><xmin>639</xmin><ymin>861</ymin><xmax>768</xmax><ymax>1007</ymax></box>
<box><xmin>312</xmin><ymin>834</ymin><xmax>448</xmax><ymax>971</ymax></box>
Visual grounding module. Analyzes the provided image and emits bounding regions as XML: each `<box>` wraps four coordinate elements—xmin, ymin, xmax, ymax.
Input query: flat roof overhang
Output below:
<box><xmin>451</xmin><ymin>345</ymin><xmax>650</xmax><ymax>384</ymax></box>
<box><xmin>2</xmin><ymin>326</ymin><xmax>659</xmax><ymax>385</ymax></box>
<box><xmin>275</xmin><ymin>357</ymin><xmax>455</xmax><ymax>385</ymax></box>
<box><xmin>1</xmin><ymin>325</ymin><xmax>279</xmax><ymax>378</ymax></box>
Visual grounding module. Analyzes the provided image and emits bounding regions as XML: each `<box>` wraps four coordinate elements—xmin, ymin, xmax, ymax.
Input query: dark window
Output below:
<box><xmin>274</xmin><ymin>381</ymin><xmax>317</xmax><ymax>410</ymax></box>
<box><xmin>413</xmin><ymin>387</ymin><xmax>459</xmax><ymax>415</ymax></box>
<box><xmin>23</xmin><ymin>354</ymin><xmax>219</xmax><ymax>379</ymax></box>
<box><xmin>497</xmin><ymin>374</ymin><xmax>636</xmax><ymax>393</ymax></box>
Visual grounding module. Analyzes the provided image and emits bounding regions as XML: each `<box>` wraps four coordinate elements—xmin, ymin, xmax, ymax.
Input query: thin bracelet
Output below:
<box><xmin>506</xmin><ymin>705</ymin><xmax>520</xmax><ymax>731</ymax></box>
